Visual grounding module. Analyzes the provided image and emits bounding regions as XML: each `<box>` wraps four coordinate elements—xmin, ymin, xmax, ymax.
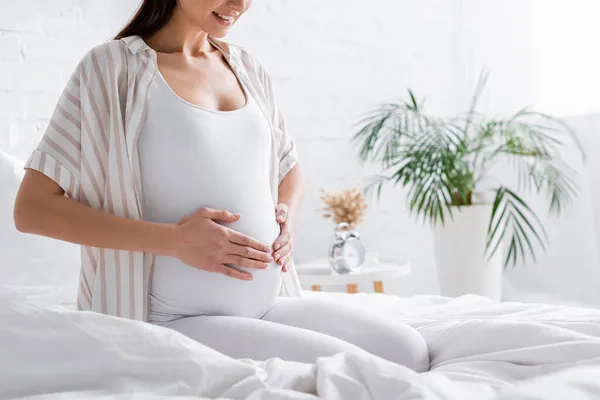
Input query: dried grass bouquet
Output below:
<box><xmin>317</xmin><ymin>186</ymin><xmax>368</xmax><ymax>229</ymax></box>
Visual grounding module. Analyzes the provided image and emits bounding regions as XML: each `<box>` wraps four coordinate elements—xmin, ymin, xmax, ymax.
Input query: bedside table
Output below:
<box><xmin>294</xmin><ymin>260</ymin><xmax>411</xmax><ymax>294</ymax></box>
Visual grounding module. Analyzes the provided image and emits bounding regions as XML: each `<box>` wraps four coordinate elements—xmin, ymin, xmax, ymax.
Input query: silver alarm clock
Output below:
<box><xmin>329</xmin><ymin>222</ymin><xmax>366</xmax><ymax>274</ymax></box>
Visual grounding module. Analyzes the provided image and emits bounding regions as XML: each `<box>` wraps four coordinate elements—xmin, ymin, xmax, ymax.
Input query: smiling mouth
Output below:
<box><xmin>212</xmin><ymin>11</ymin><xmax>235</xmax><ymax>23</ymax></box>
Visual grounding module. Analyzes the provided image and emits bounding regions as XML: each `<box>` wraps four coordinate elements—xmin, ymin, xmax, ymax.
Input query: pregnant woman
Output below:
<box><xmin>13</xmin><ymin>0</ymin><xmax>428</xmax><ymax>371</ymax></box>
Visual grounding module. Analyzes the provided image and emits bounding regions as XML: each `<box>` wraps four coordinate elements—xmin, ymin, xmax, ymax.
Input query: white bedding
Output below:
<box><xmin>2</xmin><ymin>286</ymin><xmax>600</xmax><ymax>399</ymax></box>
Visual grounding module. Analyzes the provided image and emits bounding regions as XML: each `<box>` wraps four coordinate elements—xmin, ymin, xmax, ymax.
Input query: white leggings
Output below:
<box><xmin>164</xmin><ymin>297</ymin><xmax>429</xmax><ymax>372</ymax></box>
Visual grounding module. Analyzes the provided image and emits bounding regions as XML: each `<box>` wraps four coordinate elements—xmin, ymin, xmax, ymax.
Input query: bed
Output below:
<box><xmin>3</xmin><ymin>153</ymin><xmax>600</xmax><ymax>399</ymax></box>
<box><xmin>3</xmin><ymin>284</ymin><xmax>600</xmax><ymax>399</ymax></box>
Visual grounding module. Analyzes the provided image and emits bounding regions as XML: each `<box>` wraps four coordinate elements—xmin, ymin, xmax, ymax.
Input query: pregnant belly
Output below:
<box><xmin>150</xmin><ymin>206</ymin><xmax>283</xmax><ymax>322</ymax></box>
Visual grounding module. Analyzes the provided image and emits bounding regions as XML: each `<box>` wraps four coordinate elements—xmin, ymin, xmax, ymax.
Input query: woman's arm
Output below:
<box><xmin>272</xmin><ymin>162</ymin><xmax>306</xmax><ymax>271</ymax></box>
<box><xmin>14</xmin><ymin>169</ymin><xmax>178</xmax><ymax>256</ymax></box>
<box><xmin>276</xmin><ymin>162</ymin><xmax>306</xmax><ymax>230</ymax></box>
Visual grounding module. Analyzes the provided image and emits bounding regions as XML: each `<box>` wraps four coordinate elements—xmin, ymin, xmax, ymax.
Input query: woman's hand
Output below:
<box><xmin>272</xmin><ymin>203</ymin><xmax>294</xmax><ymax>273</ymax></box>
<box><xmin>172</xmin><ymin>207</ymin><xmax>274</xmax><ymax>280</ymax></box>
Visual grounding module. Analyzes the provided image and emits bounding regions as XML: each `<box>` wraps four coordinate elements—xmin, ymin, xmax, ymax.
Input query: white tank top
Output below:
<box><xmin>139</xmin><ymin>70</ymin><xmax>282</xmax><ymax>325</ymax></box>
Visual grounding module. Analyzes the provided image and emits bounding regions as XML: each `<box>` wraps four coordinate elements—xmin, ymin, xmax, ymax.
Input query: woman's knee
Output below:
<box><xmin>348</xmin><ymin>314</ymin><xmax>429</xmax><ymax>372</ymax></box>
<box><xmin>262</xmin><ymin>297</ymin><xmax>430</xmax><ymax>371</ymax></box>
<box><xmin>386</xmin><ymin>323</ymin><xmax>429</xmax><ymax>372</ymax></box>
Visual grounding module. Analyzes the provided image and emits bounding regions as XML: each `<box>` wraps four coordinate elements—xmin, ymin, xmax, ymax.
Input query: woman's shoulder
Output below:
<box><xmin>76</xmin><ymin>39</ymin><xmax>130</xmax><ymax>75</ymax></box>
<box><xmin>90</xmin><ymin>38</ymin><xmax>129</xmax><ymax>55</ymax></box>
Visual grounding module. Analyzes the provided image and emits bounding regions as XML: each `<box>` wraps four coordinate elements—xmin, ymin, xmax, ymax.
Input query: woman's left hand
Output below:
<box><xmin>272</xmin><ymin>203</ymin><xmax>293</xmax><ymax>272</ymax></box>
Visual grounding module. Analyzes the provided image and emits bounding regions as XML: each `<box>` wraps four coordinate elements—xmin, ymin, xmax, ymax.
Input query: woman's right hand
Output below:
<box><xmin>171</xmin><ymin>207</ymin><xmax>273</xmax><ymax>280</ymax></box>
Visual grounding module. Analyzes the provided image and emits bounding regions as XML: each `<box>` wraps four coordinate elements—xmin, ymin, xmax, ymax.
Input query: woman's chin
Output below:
<box><xmin>207</xmin><ymin>25</ymin><xmax>231</xmax><ymax>39</ymax></box>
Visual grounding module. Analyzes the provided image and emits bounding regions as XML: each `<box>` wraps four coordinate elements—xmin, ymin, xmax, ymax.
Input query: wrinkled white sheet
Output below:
<box><xmin>2</xmin><ymin>286</ymin><xmax>600</xmax><ymax>400</ymax></box>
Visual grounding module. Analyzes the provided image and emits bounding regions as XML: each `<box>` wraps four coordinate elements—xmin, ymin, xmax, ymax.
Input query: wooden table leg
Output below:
<box><xmin>373</xmin><ymin>281</ymin><xmax>384</xmax><ymax>293</ymax></box>
<box><xmin>347</xmin><ymin>283</ymin><xmax>358</xmax><ymax>293</ymax></box>
<box><xmin>311</xmin><ymin>285</ymin><xmax>322</xmax><ymax>291</ymax></box>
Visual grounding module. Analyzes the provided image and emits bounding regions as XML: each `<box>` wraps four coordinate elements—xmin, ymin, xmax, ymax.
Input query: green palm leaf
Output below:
<box><xmin>486</xmin><ymin>187</ymin><xmax>547</xmax><ymax>267</ymax></box>
<box><xmin>352</xmin><ymin>72</ymin><xmax>583</xmax><ymax>268</ymax></box>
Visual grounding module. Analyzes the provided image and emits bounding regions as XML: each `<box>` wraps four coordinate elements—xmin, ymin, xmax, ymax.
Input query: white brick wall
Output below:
<box><xmin>0</xmin><ymin>0</ymin><xmax>471</xmax><ymax>297</ymax></box>
<box><xmin>0</xmin><ymin>0</ymin><xmax>139</xmax><ymax>160</ymax></box>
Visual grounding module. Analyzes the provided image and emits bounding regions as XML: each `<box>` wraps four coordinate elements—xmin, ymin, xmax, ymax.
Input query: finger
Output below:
<box><xmin>197</xmin><ymin>207</ymin><xmax>240</xmax><ymax>222</ymax></box>
<box><xmin>275</xmin><ymin>204</ymin><xmax>288</xmax><ymax>223</ymax></box>
<box><xmin>224</xmin><ymin>255</ymin><xmax>270</xmax><ymax>270</ymax></box>
<box><xmin>282</xmin><ymin>260</ymin><xmax>292</xmax><ymax>273</ymax></box>
<box><xmin>227</xmin><ymin>229</ymin><xmax>272</xmax><ymax>253</ymax></box>
<box><xmin>272</xmin><ymin>242</ymin><xmax>292</xmax><ymax>264</ymax></box>
<box><xmin>214</xmin><ymin>264</ymin><xmax>253</xmax><ymax>280</ymax></box>
<box><xmin>276</xmin><ymin>253</ymin><xmax>291</xmax><ymax>268</ymax></box>
<box><xmin>272</xmin><ymin>229</ymin><xmax>291</xmax><ymax>251</ymax></box>
<box><xmin>228</xmin><ymin>243</ymin><xmax>274</xmax><ymax>263</ymax></box>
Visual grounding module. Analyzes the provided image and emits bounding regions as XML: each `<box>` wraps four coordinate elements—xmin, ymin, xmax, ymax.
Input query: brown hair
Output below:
<box><xmin>114</xmin><ymin>0</ymin><xmax>177</xmax><ymax>40</ymax></box>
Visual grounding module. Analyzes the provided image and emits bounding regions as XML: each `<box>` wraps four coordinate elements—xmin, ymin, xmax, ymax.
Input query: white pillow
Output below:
<box><xmin>0</xmin><ymin>150</ymin><xmax>79</xmax><ymax>304</ymax></box>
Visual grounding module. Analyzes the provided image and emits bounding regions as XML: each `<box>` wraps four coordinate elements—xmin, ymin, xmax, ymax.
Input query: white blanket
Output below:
<box><xmin>2</xmin><ymin>286</ymin><xmax>600</xmax><ymax>399</ymax></box>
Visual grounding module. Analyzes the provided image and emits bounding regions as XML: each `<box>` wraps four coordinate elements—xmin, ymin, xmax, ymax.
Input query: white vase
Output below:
<box><xmin>432</xmin><ymin>204</ymin><xmax>504</xmax><ymax>300</ymax></box>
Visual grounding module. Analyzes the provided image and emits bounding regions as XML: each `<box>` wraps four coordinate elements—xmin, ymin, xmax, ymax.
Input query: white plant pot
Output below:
<box><xmin>432</xmin><ymin>204</ymin><xmax>504</xmax><ymax>300</ymax></box>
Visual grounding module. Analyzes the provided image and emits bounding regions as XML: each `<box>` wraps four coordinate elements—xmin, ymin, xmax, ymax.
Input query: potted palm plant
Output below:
<box><xmin>352</xmin><ymin>74</ymin><xmax>585</xmax><ymax>300</ymax></box>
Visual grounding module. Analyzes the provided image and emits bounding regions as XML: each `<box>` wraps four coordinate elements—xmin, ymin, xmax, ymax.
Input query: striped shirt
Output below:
<box><xmin>24</xmin><ymin>35</ymin><xmax>303</xmax><ymax>322</ymax></box>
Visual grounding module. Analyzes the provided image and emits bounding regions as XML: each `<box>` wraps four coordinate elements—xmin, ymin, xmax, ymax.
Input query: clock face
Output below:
<box><xmin>343</xmin><ymin>238</ymin><xmax>366</xmax><ymax>270</ymax></box>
